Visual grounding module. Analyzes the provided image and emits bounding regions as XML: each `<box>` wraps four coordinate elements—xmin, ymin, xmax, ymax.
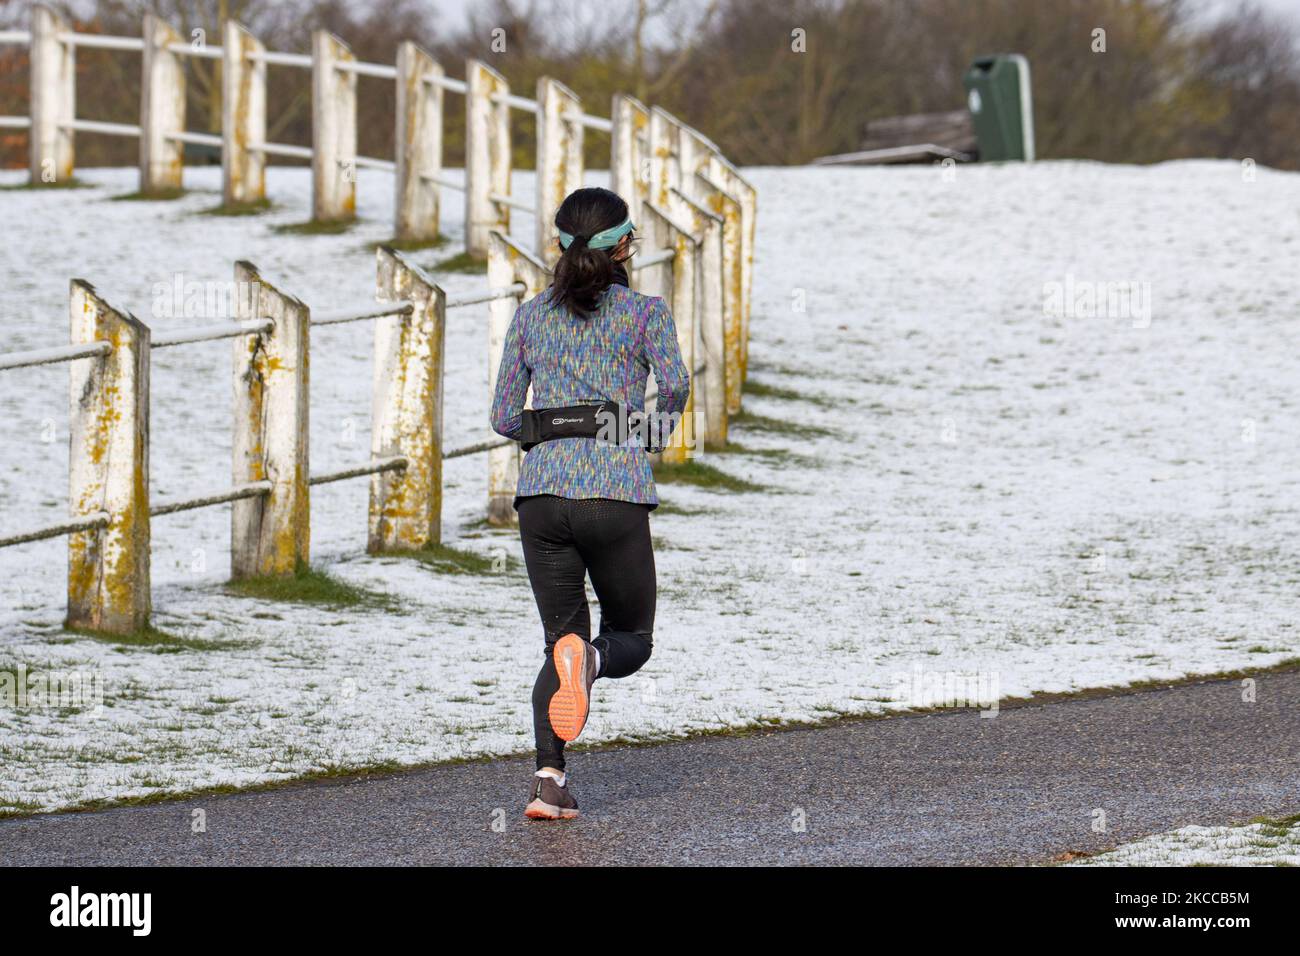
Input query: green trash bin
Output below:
<box><xmin>963</xmin><ymin>54</ymin><xmax>1035</xmax><ymax>162</ymax></box>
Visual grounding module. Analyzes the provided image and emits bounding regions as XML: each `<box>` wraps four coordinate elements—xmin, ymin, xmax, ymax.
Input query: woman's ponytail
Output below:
<box><xmin>549</xmin><ymin>188</ymin><xmax>633</xmax><ymax>319</ymax></box>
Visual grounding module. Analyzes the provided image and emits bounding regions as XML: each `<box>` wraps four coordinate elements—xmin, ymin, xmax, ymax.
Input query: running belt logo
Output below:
<box><xmin>552</xmin><ymin>417</ymin><xmax>585</xmax><ymax>425</ymax></box>
<box><xmin>49</xmin><ymin>886</ymin><xmax>151</xmax><ymax>937</ymax></box>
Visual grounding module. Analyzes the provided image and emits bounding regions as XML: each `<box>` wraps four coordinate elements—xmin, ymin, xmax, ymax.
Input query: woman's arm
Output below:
<box><xmin>490</xmin><ymin>304</ymin><xmax>530</xmax><ymax>440</ymax></box>
<box><xmin>643</xmin><ymin>296</ymin><xmax>691</xmax><ymax>434</ymax></box>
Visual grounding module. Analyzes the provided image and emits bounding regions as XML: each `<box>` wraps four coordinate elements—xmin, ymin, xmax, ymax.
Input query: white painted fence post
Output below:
<box><xmin>535</xmin><ymin>77</ymin><xmax>584</xmax><ymax>267</ymax></box>
<box><xmin>696</xmin><ymin>171</ymin><xmax>745</xmax><ymax>416</ymax></box>
<box><xmin>67</xmin><ymin>281</ymin><xmax>151</xmax><ymax>634</ymax></box>
<box><xmin>486</xmin><ymin>230</ymin><xmax>549</xmax><ymax>525</ymax></box>
<box><xmin>647</xmin><ymin>108</ymin><xmax>678</xmax><ymax>213</ymax></box>
<box><xmin>222</xmin><ymin>21</ymin><xmax>267</xmax><ymax>207</ymax></box>
<box><xmin>140</xmin><ymin>14</ymin><xmax>186</xmax><ymax>195</ymax></box>
<box><xmin>675</xmin><ymin>126</ymin><xmax>711</xmax><ymax>205</ymax></box>
<box><xmin>641</xmin><ymin>202</ymin><xmax>700</xmax><ymax>464</ymax></box>
<box><xmin>395</xmin><ymin>42</ymin><xmax>443</xmax><ymax>243</ymax></box>
<box><xmin>673</xmin><ymin>189</ymin><xmax>727</xmax><ymax>447</ymax></box>
<box><xmin>465</xmin><ymin>59</ymin><xmax>511</xmax><ymax>259</ymax></box>
<box><xmin>232</xmin><ymin>261</ymin><xmax>310</xmax><ymax>579</ymax></box>
<box><xmin>611</xmin><ymin>94</ymin><xmax>650</xmax><ymax>226</ymax></box>
<box><xmin>29</xmin><ymin>4</ymin><xmax>74</xmax><ymax>185</ymax></box>
<box><xmin>312</xmin><ymin>30</ymin><xmax>357</xmax><ymax>223</ymax></box>
<box><xmin>652</xmin><ymin>108</ymin><xmax>717</xmax><ymax>217</ymax></box>
<box><xmin>706</xmin><ymin>155</ymin><xmax>757</xmax><ymax>383</ymax></box>
<box><xmin>371</xmin><ymin>248</ymin><xmax>446</xmax><ymax>550</ymax></box>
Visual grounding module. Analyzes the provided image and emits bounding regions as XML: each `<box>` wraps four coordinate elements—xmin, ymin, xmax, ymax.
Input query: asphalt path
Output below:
<box><xmin>3</xmin><ymin>669</ymin><xmax>1297</xmax><ymax>865</ymax></box>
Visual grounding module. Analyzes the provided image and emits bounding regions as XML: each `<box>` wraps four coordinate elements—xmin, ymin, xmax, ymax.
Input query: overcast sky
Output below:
<box><xmin>35</xmin><ymin>0</ymin><xmax>1300</xmax><ymax>39</ymax></box>
<box><xmin>424</xmin><ymin>0</ymin><xmax>1300</xmax><ymax>31</ymax></box>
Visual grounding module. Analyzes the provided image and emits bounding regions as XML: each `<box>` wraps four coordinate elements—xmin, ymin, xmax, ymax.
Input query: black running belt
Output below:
<box><xmin>520</xmin><ymin>402</ymin><xmax>625</xmax><ymax>452</ymax></box>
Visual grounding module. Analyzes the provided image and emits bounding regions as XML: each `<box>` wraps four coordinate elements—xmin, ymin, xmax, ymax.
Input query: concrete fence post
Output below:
<box><xmin>465</xmin><ymin>59</ymin><xmax>511</xmax><ymax>259</ymax></box>
<box><xmin>641</xmin><ymin>202</ymin><xmax>700</xmax><ymax>464</ymax></box>
<box><xmin>486</xmin><ymin>230</ymin><xmax>549</xmax><ymax>525</ymax></box>
<box><xmin>312</xmin><ymin>30</ymin><xmax>358</xmax><ymax>224</ymax></box>
<box><xmin>651</xmin><ymin>108</ymin><xmax>717</xmax><ymax>218</ymax></box>
<box><xmin>535</xmin><ymin>77</ymin><xmax>584</xmax><ymax>267</ymax></box>
<box><xmin>29</xmin><ymin>4</ymin><xmax>75</xmax><ymax>185</ymax></box>
<box><xmin>632</xmin><ymin>153</ymin><xmax>673</xmax><ymax>301</ymax></box>
<box><xmin>140</xmin><ymin>14</ymin><xmax>186</xmax><ymax>195</ymax></box>
<box><xmin>395</xmin><ymin>42</ymin><xmax>443</xmax><ymax>243</ymax></box>
<box><xmin>67</xmin><ymin>281</ymin><xmax>151</xmax><ymax>634</ymax></box>
<box><xmin>647</xmin><ymin>108</ymin><xmax>679</xmax><ymax>213</ymax></box>
<box><xmin>611</xmin><ymin>94</ymin><xmax>650</xmax><ymax>226</ymax></box>
<box><xmin>706</xmin><ymin>155</ymin><xmax>757</xmax><ymax>381</ymax></box>
<box><xmin>676</xmin><ymin>126</ymin><xmax>713</xmax><ymax>206</ymax></box>
<box><xmin>370</xmin><ymin>248</ymin><xmax>446</xmax><ymax>551</ymax></box>
<box><xmin>232</xmin><ymin>261</ymin><xmax>310</xmax><ymax>579</ymax></box>
<box><xmin>222</xmin><ymin>21</ymin><xmax>267</xmax><ymax>207</ymax></box>
<box><xmin>696</xmin><ymin>171</ymin><xmax>745</xmax><ymax>416</ymax></box>
<box><xmin>673</xmin><ymin>189</ymin><xmax>727</xmax><ymax>447</ymax></box>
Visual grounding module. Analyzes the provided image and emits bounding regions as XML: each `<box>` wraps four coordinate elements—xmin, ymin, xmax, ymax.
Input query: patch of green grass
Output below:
<box><xmin>367</xmin><ymin>234</ymin><xmax>450</xmax><ymax>253</ymax></box>
<box><xmin>653</xmin><ymin>459</ymin><xmax>763</xmax><ymax>492</ymax></box>
<box><xmin>730</xmin><ymin>410</ymin><xmax>836</xmax><ymax>440</ymax></box>
<box><xmin>652</xmin><ymin>501</ymin><xmax>714</xmax><ymax>517</ymax></box>
<box><xmin>743</xmin><ymin>378</ymin><xmax>836</xmax><ymax>408</ymax></box>
<box><xmin>397</xmin><ymin>542</ymin><xmax>506</xmax><ymax>575</ymax></box>
<box><xmin>225</xmin><ymin>564</ymin><xmax>393</xmax><ymax>610</ymax></box>
<box><xmin>454</xmin><ymin>517</ymin><xmax>521</xmax><ymax>539</ymax></box>
<box><xmin>716</xmin><ymin>441</ymin><xmax>785</xmax><ymax>458</ymax></box>
<box><xmin>743</xmin><ymin>379</ymin><xmax>804</xmax><ymax>402</ymax></box>
<box><xmin>274</xmin><ymin>217</ymin><xmax>357</xmax><ymax>236</ymax></box>
<box><xmin>428</xmin><ymin>250</ymin><xmax>487</xmax><ymax>274</ymax></box>
<box><xmin>64</xmin><ymin>624</ymin><xmax>228</xmax><ymax>652</ymax></box>
<box><xmin>200</xmin><ymin>197</ymin><xmax>274</xmax><ymax>216</ymax></box>
<box><xmin>110</xmin><ymin>187</ymin><xmax>186</xmax><ymax>202</ymax></box>
<box><xmin>714</xmin><ymin>441</ymin><xmax>819</xmax><ymax>466</ymax></box>
<box><xmin>746</xmin><ymin>359</ymin><xmax>809</xmax><ymax>379</ymax></box>
<box><xmin>1</xmin><ymin>177</ymin><xmax>91</xmax><ymax>191</ymax></box>
<box><xmin>1251</xmin><ymin>813</ymin><xmax>1300</xmax><ymax>838</ymax></box>
<box><xmin>0</xmin><ymin>799</ymin><xmax>44</xmax><ymax>817</ymax></box>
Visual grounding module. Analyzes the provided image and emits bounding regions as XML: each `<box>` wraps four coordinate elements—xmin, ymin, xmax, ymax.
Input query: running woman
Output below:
<box><xmin>490</xmin><ymin>187</ymin><xmax>690</xmax><ymax>820</ymax></box>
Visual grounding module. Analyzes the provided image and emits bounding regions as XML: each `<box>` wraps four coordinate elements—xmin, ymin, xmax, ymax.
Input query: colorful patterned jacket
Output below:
<box><xmin>489</xmin><ymin>273</ymin><xmax>691</xmax><ymax>507</ymax></box>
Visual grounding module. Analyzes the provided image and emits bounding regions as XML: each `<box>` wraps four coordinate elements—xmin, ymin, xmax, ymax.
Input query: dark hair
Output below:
<box><xmin>549</xmin><ymin>187</ymin><xmax>632</xmax><ymax>318</ymax></box>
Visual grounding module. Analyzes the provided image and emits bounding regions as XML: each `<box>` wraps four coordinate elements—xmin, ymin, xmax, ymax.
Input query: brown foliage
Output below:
<box><xmin>1</xmin><ymin>0</ymin><xmax>1296</xmax><ymax>171</ymax></box>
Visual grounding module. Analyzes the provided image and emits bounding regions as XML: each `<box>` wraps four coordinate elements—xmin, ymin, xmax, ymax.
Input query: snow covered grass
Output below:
<box><xmin>1</xmin><ymin>159</ymin><xmax>1298</xmax><ymax>814</ymax></box>
<box><xmin>1067</xmin><ymin>816</ymin><xmax>1300</xmax><ymax>866</ymax></box>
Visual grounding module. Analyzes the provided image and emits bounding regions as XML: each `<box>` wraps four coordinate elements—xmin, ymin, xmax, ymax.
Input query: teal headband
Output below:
<box><xmin>558</xmin><ymin>217</ymin><xmax>635</xmax><ymax>251</ymax></box>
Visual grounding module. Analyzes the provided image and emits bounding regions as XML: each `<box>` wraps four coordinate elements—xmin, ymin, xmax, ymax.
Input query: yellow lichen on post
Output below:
<box><xmin>706</xmin><ymin>155</ymin><xmax>756</xmax><ymax>381</ymax></box>
<box><xmin>641</xmin><ymin>202</ymin><xmax>700</xmax><ymax>465</ymax></box>
<box><xmin>312</xmin><ymin>30</ymin><xmax>358</xmax><ymax>224</ymax></box>
<box><xmin>698</xmin><ymin>173</ymin><xmax>745</xmax><ymax>417</ymax></box>
<box><xmin>370</xmin><ymin>247</ymin><xmax>446</xmax><ymax>551</ymax></box>
<box><xmin>648</xmin><ymin>109</ymin><xmax>676</xmax><ymax>210</ymax></box>
<box><xmin>535</xmin><ymin>77</ymin><xmax>584</xmax><ymax>268</ymax></box>
<box><xmin>231</xmin><ymin>261</ymin><xmax>310</xmax><ymax>579</ymax></box>
<box><xmin>395</xmin><ymin>42</ymin><xmax>443</xmax><ymax>242</ymax></box>
<box><xmin>465</xmin><ymin>60</ymin><xmax>511</xmax><ymax>259</ymax></box>
<box><xmin>66</xmin><ymin>280</ymin><xmax>152</xmax><ymax>635</ymax></box>
<box><xmin>485</xmin><ymin>230</ymin><xmax>549</xmax><ymax>525</ymax></box>
<box><xmin>30</xmin><ymin>4</ymin><xmax>75</xmax><ymax>185</ymax></box>
<box><xmin>222</xmin><ymin>22</ymin><xmax>267</xmax><ymax>207</ymax></box>
<box><xmin>611</xmin><ymin>94</ymin><xmax>651</xmax><ymax>226</ymax></box>
<box><xmin>140</xmin><ymin>13</ymin><xmax>186</xmax><ymax>195</ymax></box>
<box><xmin>674</xmin><ymin>189</ymin><xmax>726</xmax><ymax>447</ymax></box>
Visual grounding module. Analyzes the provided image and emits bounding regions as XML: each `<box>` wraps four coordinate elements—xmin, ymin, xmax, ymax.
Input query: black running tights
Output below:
<box><xmin>517</xmin><ymin>495</ymin><xmax>656</xmax><ymax>771</ymax></box>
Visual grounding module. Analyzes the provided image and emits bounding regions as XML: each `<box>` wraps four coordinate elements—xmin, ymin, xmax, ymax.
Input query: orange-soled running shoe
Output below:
<box><xmin>548</xmin><ymin>633</ymin><xmax>598</xmax><ymax>742</ymax></box>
